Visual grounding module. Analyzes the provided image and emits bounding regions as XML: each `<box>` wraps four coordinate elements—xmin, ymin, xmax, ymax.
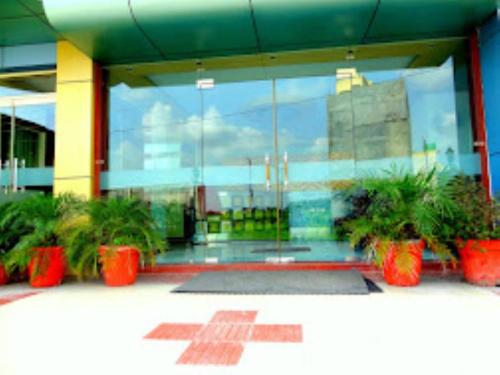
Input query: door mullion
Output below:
<box><xmin>272</xmin><ymin>79</ymin><xmax>281</xmax><ymax>255</ymax></box>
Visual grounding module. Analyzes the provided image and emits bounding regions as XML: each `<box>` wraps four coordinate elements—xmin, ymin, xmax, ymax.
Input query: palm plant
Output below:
<box><xmin>0</xmin><ymin>194</ymin><xmax>83</xmax><ymax>276</ymax></box>
<box><xmin>61</xmin><ymin>197</ymin><xmax>166</xmax><ymax>280</ymax></box>
<box><xmin>0</xmin><ymin>195</ymin><xmax>37</xmax><ymax>261</ymax></box>
<box><xmin>344</xmin><ymin>168</ymin><xmax>458</xmax><ymax>273</ymax></box>
<box><xmin>0</xmin><ymin>201</ymin><xmax>16</xmax><ymax>262</ymax></box>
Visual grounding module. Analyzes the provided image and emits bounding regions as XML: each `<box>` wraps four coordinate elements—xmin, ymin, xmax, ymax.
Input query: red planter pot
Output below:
<box><xmin>0</xmin><ymin>263</ymin><xmax>8</xmax><ymax>285</ymax></box>
<box><xmin>28</xmin><ymin>247</ymin><xmax>66</xmax><ymax>288</ymax></box>
<box><xmin>459</xmin><ymin>240</ymin><xmax>500</xmax><ymax>286</ymax></box>
<box><xmin>382</xmin><ymin>240</ymin><xmax>425</xmax><ymax>287</ymax></box>
<box><xmin>99</xmin><ymin>246</ymin><xmax>140</xmax><ymax>287</ymax></box>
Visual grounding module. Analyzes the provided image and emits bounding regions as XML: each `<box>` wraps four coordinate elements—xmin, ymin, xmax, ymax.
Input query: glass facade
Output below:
<box><xmin>104</xmin><ymin>48</ymin><xmax>481</xmax><ymax>264</ymax></box>
<box><xmin>0</xmin><ymin>73</ymin><xmax>56</xmax><ymax>194</ymax></box>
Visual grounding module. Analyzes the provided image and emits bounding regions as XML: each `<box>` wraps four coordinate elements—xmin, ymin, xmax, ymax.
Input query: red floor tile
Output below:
<box><xmin>251</xmin><ymin>324</ymin><xmax>303</xmax><ymax>343</ymax></box>
<box><xmin>177</xmin><ymin>342</ymin><xmax>244</xmax><ymax>366</ymax></box>
<box><xmin>209</xmin><ymin>310</ymin><xmax>257</xmax><ymax>324</ymax></box>
<box><xmin>0</xmin><ymin>292</ymin><xmax>39</xmax><ymax>306</ymax></box>
<box><xmin>196</xmin><ymin>323</ymin><xmax>253</xmax><ymax>342</ymax></box>
<box><xmin>144</xmin><ymin>310</ymin><xmax>303</xmax><ymax>366</ymax></box>
<box><xmin>144</xmin><ymin>323</ymin><xmax>202</xmax><ymax>340</ymax></box>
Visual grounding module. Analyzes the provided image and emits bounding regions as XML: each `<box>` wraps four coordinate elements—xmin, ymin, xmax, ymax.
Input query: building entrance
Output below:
<box><xmin>104</xmin><ymin>52</ymin><xmax>481</xmax><ymax>264</ymax></box>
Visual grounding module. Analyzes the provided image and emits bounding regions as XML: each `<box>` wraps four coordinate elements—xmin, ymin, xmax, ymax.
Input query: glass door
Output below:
<box><xmin>274</xmin><ymin>61</ymin><xmax>471</xmax><ymax>263</ymax></box>
<box><xmin>192</xmin><ymin>74</ymin><xmax>318</xmax><ymax>263</ymax></box>
<box><xmin>197</xmin><ymin>75</ymin><xmax>281</xmax><ymax>262</ymax></box>
<box><xmin>275</xmin><ymin>74</ymin><xmax>357</xmax><ymax>262</ymax></box>
<box><xmin>106</xmin><ymin>80</ymin><xmax>202</xmax><ymax>263</ymax></box>
<box><xmin>105</xmin><ymin>50</ymin><xmax>479</xmax><ymax>265</ymax></box>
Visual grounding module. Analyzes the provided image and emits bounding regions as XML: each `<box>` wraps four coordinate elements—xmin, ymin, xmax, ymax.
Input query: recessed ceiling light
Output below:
<box><xmin>346</xmin><ymin>50</ymin><xmax>355</xmax><ymax>61</ymax></box>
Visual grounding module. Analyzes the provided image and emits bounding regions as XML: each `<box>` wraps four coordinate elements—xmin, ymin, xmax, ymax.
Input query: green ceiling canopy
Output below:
<box><xmin>0</xmin><ymin>0</ymin><xmax>58</xmax><ymax>47</ymax></box>
<box><xmin>37</xmin><ymin>0</ymin><xmax>500</xmax><ymax>64</ymax></box>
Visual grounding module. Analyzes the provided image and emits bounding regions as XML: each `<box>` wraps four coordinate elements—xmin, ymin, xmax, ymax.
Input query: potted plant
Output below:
<box><xmin>447</xmin><ymin>176</ymin><xmax>500</xmax><ymax>286</ymax></box>
<box><xmin>0</xmin><ymin>263</ymin><xmax>6</xmax><ymax>285</ymax></box>
<box><xmin>0</xmin><ymin>197</ymin><xmax>36</xmax><ymax>285</ymax></box>
<box><xmin>0</xmin><ymin>201</ymin><xmax>14</xmax><ymax>285</ymax></box>
<box><xmin>343</xmin><ymin>168</ymin><xmax>458</xmax><ymax>287</ymax></box>
<box><xmin>62</xmin><ymin>197</ymin><xmax>166</xmax><ymax>286</ymax></box>
<box><xmin>1</xmin><ymin>194</ymin><xmax>82</xmax><ymax>288</ymax></box>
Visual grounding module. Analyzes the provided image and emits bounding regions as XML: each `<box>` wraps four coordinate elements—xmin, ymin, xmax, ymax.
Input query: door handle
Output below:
<box><xmin>12</xmin><ymin>158</ymin><xmax>18</xmax><ymax>193</ymax></box>
<box><xmin>265</xmin><ymin>154</ymin><xmax>271</xmax><ymax>191</ymax></box>
<box><xmin>283</xmin><ymin>151</ymin><xmax>288</xmax><ymax>190</ymax></box>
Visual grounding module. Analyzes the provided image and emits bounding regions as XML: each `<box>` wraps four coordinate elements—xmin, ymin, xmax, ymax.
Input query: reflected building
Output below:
<box><xmin>0</xmin><ymin>114</ymin><xmax>54</xmax><ymax>168</ymax></box>
<box><xmin>327</xmin><ymin>69</ymin><xmax>412</xmax><ymax>162</ymax></box>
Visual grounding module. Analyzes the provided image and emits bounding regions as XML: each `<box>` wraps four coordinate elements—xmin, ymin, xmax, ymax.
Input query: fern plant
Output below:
<box><xmin>0</xmin><ymin>194</ymin><xmax>83</xmax><ymax>276</ymax></box>
<box><xmin>61</xmin><ymin>197</ymin><xmax>166</xmax><ymax>280</ymax></box>
<box><xmin>343</xmin><ymin>168</ymin><xmax>458</xmax><ymax>272</ymax></box>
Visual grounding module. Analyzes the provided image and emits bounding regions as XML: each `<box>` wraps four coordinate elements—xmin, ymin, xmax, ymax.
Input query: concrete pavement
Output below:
<box><xmin>0</xmin><ymin>273</ymin><xmax>499</xmax><ymax>375</ymax></box>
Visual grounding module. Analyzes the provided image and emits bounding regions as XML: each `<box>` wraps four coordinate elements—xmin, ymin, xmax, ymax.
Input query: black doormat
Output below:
<box><xmin>251</xmin><ymin>247</ymin><xmax>311</xmax><ymax>254</ymax></box>
<box><xmin>172</xmin><ymin>270</ymin><xmax>382</xmax><ymax>295</ymax></box>
<box><xmin>364</xmin><ymin>277</ymin><xmax>383</xmax><ymax>293</ymax></box>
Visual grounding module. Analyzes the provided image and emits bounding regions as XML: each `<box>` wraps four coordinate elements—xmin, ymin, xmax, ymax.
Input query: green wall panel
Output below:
<box><xmin>252</xmin><ymin>0</ymin><xmax>378</xmax><ymax>51</ymax></box>
<box><xmin>131</xmin><ymin>0</ymin><xmax>258</xmax><ymax>59</ymax></box>
<box><xmin>367</xmin><ymin>0</ymin><xmax>498</xmax><ymax>42</ymax></box>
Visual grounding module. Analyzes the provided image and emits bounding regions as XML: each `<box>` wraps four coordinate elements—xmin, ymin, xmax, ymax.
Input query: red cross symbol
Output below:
<box><xmin>144</xmin><ymin>310</ymin><xmax>303</xmax><ymax>366</ymax></box>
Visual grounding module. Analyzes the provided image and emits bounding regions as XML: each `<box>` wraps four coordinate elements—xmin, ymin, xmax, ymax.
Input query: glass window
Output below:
<box><xmin>104</xmin><ymin>46</ymin><xmax>480</xmax><ymax>264</ymax></box>
<box><xmin>0</xmin><ymin>73</ymin><xmax>55</xmax><ymax>193</ymax></box>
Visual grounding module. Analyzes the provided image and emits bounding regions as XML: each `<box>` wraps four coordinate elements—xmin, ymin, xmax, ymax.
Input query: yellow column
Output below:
<box><xmin>54</xmin><ymin>41</ymin><xmax>96</xmax><ymax>199</ymax></box>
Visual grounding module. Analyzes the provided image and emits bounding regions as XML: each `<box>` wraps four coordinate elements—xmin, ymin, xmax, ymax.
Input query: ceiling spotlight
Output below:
<box><xmin>345</xmin><ymin>50</ymin><xmax>355</xmax><ymax>61</ymax></box>
<box><xmin>195</xmin><ymin>60</ymin><xmax>205</xmax><ymax>72</ymax></box>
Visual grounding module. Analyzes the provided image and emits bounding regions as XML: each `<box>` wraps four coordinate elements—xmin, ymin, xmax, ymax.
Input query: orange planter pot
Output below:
<box><xmin>382</xmin><ymin>240</ymin><xmax>425</xmax><ymax>287</ymax></box>
<box><xmin>28</xmin><ymin>247</ymin><xmax>66</xmax><ymax>288</ymax></box>
<box><xmin>459</xmin><ymin>240</ymin><xmax>500</xmax><ymax>286</ymax></box>
<box><xmin>99</xmin><ymin>246</ymin><xmax>140</xmax><ymax>287</ymax></box>
<box><xmin>0</xmin><ymin>263</ymin><xmax>8</xmax><ymax>285</ymax></box>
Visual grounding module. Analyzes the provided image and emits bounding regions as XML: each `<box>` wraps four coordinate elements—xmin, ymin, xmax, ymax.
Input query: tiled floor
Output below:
<box><xmin>0</xmin><ymin>273</ymin><xmax>499</xmax><ymax>375</ymax></box>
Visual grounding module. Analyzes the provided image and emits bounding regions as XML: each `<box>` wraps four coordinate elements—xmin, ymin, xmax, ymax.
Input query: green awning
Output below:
<box><xmin>0</xmin><ymin>0</ymin><xmax>58</xmax><ymax>47</ymax></box>
<box><xmin>7</xmin><ymin>0</ymin><xmax>499</xmax><ymax>65</ymax></box>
